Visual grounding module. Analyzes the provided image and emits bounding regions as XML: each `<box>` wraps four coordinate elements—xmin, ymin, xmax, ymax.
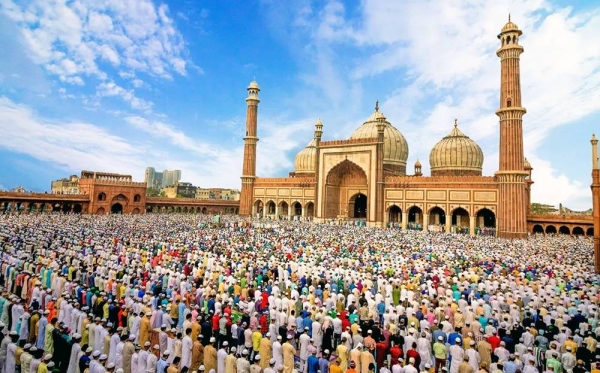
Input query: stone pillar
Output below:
<box><xmin>401</xmin><ymin>213</ymin><xmax>408</xmax><ymax>229</ymax></box>
<box><xmin>301</xmin><ymin>204</ymin><xmax>306</xmax><ymax>219</ymax></box>
<box><xmin>446</xmin><ymin>218</ymin><xmax>451</xmax><ymax>233</ymax></box>
<box><xmin>240</xmin><ymin>81</ymin><xmax>260</xmax><ymax>216</ymax></box>
<box><xmin>423</xmin><ymin>214</ymin><xmax>429</xmax><ymax>232</ymax></box>
<box><xmin>288</xmin><ymin>204</ymin><xmax>292</xmax><ymax>220</ymax></box>
<box><xmin>262</xmin><ymin>207</ymin><xmax>266</xmax><ymax>219</ymax></box>
<box><xmin>470</xmin><ymin>216</ymin><xmax>476</xmax><ymax>236</ymax></box>
<box><xmin>275</xmin><ymin>204</ymin><xmax>279</xmax><ymax>218</ymax></box>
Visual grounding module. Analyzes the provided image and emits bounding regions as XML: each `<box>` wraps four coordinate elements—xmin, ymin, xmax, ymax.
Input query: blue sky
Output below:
<box><xmin>0</xmin><ymin>0</ymin><xmax>598</xmax><ymax>210</ymax></box>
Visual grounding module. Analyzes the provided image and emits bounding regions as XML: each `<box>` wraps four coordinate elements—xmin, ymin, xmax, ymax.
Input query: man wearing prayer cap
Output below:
<box><xmin>204</xmin><ymin>337</ymin><xmax>217</xmax><ymax>373</ymax></box>
<box><xmin>281</xmin><ymin>335</ymin><xmax>295</xmax><ymax>373</ymax></box>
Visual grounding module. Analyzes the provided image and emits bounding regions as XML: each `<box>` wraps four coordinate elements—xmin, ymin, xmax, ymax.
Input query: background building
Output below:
<box><xmin>163</xmin><ymin>170</ymin><xmax>182</xmax><ymax>187</ymax></box>
<box><xmin>51</xmin><ymin>175</ymin><xmax>80</xmax><ymax>194</ymax></box>
<box><xmin>145</xmin><ymin>167</ymin><xmax>181</xmax><ymax>189</ymax></box>
<box><xmin>195</xmin><ymin>188</ymin><xmax>241</xmax><ymax>200</ymax></box>
<box><xmin>145</xmin><ymin>167</ymin><xmax>163</xmax><ymax>189</ymax></box>
<box><xmin>163</xmin><ymin>181</ymin><xmax>197</xmax><ymax>198</ymax></box>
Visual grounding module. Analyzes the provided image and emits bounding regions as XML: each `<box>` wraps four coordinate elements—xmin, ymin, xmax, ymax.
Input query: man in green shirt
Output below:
<box><xmin>433</xmin><ymin>335</ymin><xmax>448</xmax><ymax>373</ymax></box>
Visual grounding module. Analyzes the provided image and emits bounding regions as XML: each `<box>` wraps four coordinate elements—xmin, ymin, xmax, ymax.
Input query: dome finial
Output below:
<box><xmin>454</xmin><ymin>118</ymin><xmax>458</xmax><ymax>128</ymax></box>
<box><xmin>508</xmin><ymin>13</ymin><xmax>511</xmax><ymax>22</ymax></box>
<box><xmin>375</xmin><ymin>100</ymin><xmax>379</xmax><ymax>112</ymax></box>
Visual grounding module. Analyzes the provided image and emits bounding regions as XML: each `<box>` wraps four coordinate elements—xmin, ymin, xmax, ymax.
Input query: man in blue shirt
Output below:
<box><xmin>377</xmin><ymin>300</ymin><xmax>386</xmax><ymax>326</ymax></box>
<box><xmin>307</xmin><ymin>350</ymin><xmax>319</xmax><ymax>373</ymax></box>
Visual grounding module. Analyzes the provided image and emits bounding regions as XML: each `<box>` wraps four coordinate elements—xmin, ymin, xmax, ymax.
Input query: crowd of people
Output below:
<box><xmin>0</xmin><ymin>213</ymin><xmax>596</xmax><ymax>373</ymax></box>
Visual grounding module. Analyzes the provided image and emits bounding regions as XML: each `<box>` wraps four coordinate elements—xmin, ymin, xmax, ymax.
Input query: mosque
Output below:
<box><xmin>239</xmin><ymin>18</ymin><xmax>535</xmax><ymax>238</ymax></box>
<box><xmin>0</xmin><ymin>18</ymin><xmax>594</xmax><ymax>245</ymax></box>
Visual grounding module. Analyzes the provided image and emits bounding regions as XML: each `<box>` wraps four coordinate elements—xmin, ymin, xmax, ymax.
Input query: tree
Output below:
<box><xmin>146</xmin><ymin>188</ymin><xmax>160</xmax><ymax>197</ymax></box>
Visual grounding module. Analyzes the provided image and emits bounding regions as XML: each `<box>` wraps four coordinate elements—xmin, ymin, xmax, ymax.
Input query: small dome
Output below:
<box><xmin>294</xmin><ymin>138</ymin><xmax>317</xmax><ymax>174</ymax></box>
<box><xmin>247</xmin><ymin>80</ymin><xmax>260</xmax><ymax>90</ymax></box>
<box><xmin>524</xmin><ymin>158</ymin><xmax>532</xmax><ymax>170</ymax></box>
<box><xmin>349</xmin><ymin>102</ymin><xmax>409</xmax><ymax>175</ymax></box>
<box><xmin>414</xmin><ymin>159</ymin><xmax>422</xmax><ymax>168</ymax></box>
<box><xmin>498</xmin><ymin>15</ymin><xmax>522</xmax><ymax>38</ymax></box>
<box><xmin>502</xmin><ymin>20</ymin><xmax>519</xmax><ymax>32</ymax></box>
<box><xmin>429</xmin><ymin>120</ymin><xmax>484</xmax><ymax>176</ymax></box>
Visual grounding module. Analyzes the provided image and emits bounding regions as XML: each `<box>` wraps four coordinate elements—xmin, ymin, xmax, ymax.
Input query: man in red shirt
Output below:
<box><xmin>406</xmin><ymin>342</ymin><xmax>421</xmax><ymax>370</ymax></box>
<box><xmin>488</xmin><ymin>331</ymin><xmax>501</xmax><ymax>351</ymax></box>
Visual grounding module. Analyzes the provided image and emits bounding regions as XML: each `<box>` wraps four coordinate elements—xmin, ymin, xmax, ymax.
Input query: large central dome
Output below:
<box><xmin>349</xmin><ymin>102</ymin><xmax>409</xmax><ymax>175</ymax></box>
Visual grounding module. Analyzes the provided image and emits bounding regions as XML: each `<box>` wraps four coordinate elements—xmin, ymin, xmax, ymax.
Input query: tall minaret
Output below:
<box><xmin>239</xmin><ymin>80</ymin><xmax>260</xmax><ymax>216</ymax></box>
<box><xmin>591</xmin><ymin>134</ymin><xmax>600</xmax><ymax>272</ymax></box>
<box><xmin>495</xmin><ymin>16</ymin><xmax>529</xmax><ymax>238</ymax></box>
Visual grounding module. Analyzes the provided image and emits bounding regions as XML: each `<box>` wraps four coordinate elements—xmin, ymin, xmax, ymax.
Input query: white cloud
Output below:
<box><xmin>96</xmin><ymin>81</ymin><xmax>153</xmax><ymax>112</ymax></box>
<box><xmin>0</xmin><ymin>96</ymin><xmax>147</xmax><ymax>173</ymax></box>
<box><xmin>1</xmin><ymin>0</ymin><xmax>192</xmax><ymax>85</ymax></box>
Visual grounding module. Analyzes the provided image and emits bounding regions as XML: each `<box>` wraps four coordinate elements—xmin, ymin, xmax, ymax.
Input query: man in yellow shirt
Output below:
<box><xmin>251</xmin><ymin>329</ymin><xmax>262</xmax><ymax>360</ymax></box>
<box><xmin>563</xmin><ymin>336</ymin><xmax>577</xmax><ymax>353</ymax></box>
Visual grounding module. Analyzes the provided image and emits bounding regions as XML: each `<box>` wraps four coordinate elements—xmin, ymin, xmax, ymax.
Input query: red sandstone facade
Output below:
<box><xmin>78</xmin><ymin>171</ymin><xmax>147</xmax><ymax>214</ymax></box>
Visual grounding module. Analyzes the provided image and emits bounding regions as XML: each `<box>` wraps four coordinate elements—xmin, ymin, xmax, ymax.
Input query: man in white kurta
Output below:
<box><xmin>67</xmin><ymin>334</ymin><xmax>82</xmax><ymax>373</ymax></box>
<box><xmin>181</xmin><ymin>330</ymin><xmax>193</xmax><ymax>369</ymax></box>
<box><xmin>5</xmin><ymin>336</ymin><xmax>17</xmax><ymax>373</ymax></box>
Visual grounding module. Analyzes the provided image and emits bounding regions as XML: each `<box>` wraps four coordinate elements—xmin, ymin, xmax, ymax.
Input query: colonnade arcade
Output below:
<box><xmin>253</xmin><ymin>200</ymin><xmax>314</xmax><ymax>220</ymax></box>
<box><xmin>386</xmin><ymin>205</ymin><xmax>496</xmax><ymax>235</ymax></box>
<box><xmin>1</xmin><ymin>201</ymin><xmax>86</xmax><ymax>213</ymax></box>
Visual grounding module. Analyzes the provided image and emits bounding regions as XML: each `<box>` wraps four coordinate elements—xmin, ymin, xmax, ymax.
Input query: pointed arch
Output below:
<box><xmin>428</xmin><ymin>206</ymin><xmax>446</xmax><ymax>226</ymax></box>
<box><xmin>305</xmin><ymin>202</ymin><xmax>314</xmax><ymax>218</ymax></box>
<box><xmin>532</xmin><ymin>224</ymin><xmax>544</xmax><ymax>234</ymax></box>
<box><xmin>572</xmin><ymin>227</ymin><xmax>584</xmax><ymax>235</ymax></box>
<box><xmin>324</xmin><ymin>159</ymin><xmax>368</xmax><ymax>219</ymax></box>
<box><xmin>475</xmin><ymin>208</ymin><xmax>496</xmax><ymax>228</ymax></box>
<box><xmin>278</xmin><ymin>201</ymin><xmax>289</xmax><ymax>216</ymax></box>
<box><xmin>387</xmin><ymin>205</ymin><xmax>401</xmax><ymax>223</ymax></box>
<box><xmin>407</xmin><ymin>205</ymin><xmax>423</xmax><ymax>229</ymax></box>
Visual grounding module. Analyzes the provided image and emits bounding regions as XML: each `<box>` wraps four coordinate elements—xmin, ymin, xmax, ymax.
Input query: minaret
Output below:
<box><xmin>414</xmin><ymin>159</ymin><xmax>422</xmax><ymax>176</ymax></box>
<box><xmin>591</xmin><ymin>134</ymin><xmax>600</xmax><ymax>272</ymax></box>
<box><xmin>239</xmin><ymin>80</ymin><xmax>260</xmax><ymax>216</ymax></box>
<box><xmin>375</xmin><ymin>104</ymin><xmax>386</xmax><ymax>226</ymax></box>
<box><xmin>313</xmin><ymin>118</ymin><xmax>323</xmax><ymax>219</ymax></box>
<box><xmin>495</xmin><ymin>16</ymin><xmax>529</xmax><ymax>238</ymax></box>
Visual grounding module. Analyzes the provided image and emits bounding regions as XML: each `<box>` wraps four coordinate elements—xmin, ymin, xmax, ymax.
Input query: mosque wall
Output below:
<box><xmin>382</xmin><ymin>175</ymin><xmax>499</xmax><ymax>232</ymax></box>
<box><xmin>252</xmin><ymin>177</ymin><xmax>316</xmax><ymax>218</ymax></box>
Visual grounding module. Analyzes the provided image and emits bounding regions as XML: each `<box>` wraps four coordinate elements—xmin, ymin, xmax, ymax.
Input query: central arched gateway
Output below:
<box><xmin>324</xmin><ymin>160</ymin><xmax>368</xmax><ymax>219</ymax></box>
<box><xmin>111</xmin><ymin>203</ymin><xmax>123</xmax><ymax>214</ymax></box>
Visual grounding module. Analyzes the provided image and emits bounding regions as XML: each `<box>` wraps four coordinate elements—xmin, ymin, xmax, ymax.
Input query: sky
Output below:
<box><xmin>0</xmin><ymin>0</ymin><xmax>598</xmax><ymax>210</ymax></box>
